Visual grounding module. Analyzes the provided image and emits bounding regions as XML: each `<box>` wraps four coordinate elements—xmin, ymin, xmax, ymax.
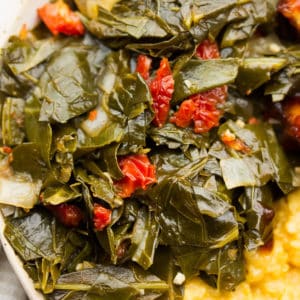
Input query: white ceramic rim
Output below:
<box><xmin>0</xmin><ymin>1</ymin><xmax>49</xmax><ymax>299</ymax></box>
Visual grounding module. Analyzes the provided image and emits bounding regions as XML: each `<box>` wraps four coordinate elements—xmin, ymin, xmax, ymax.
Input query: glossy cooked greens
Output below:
<box><xmin>0</xmin><ymin>0</ymin><xmax>299</xmax><ymax>299</ymax></box>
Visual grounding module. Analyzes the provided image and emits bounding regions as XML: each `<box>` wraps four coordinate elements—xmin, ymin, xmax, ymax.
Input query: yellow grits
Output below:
<box><xmin>184</xmin><ymin>188</ymin><xmax>300</xmax><ymax>300</ymax></box>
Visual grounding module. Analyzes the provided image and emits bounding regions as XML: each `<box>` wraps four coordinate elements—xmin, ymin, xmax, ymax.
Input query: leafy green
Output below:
<box><xmin>76</xmin><ymin>50</ymin><xmax>131</xmax><ymax>149</ymax></box>
<box><xmin>80</xmin><ymin>0</ymin><xmax>264</xmax><ymax>57</ymax></box>
<box><xmin>150</xmin><ymin>247</ymin><xmax>182</xmax><ymax>300</ymax></box>
<box><xmin>25</xmin><ymin>94</ymin><xmax>52</xmax><ymax>165</ymax></box>
<box><xmin>107</xmin><ymin>72</ymin><xmax>153</xmax><ymax>153</ymax></box>
<box><xmin>1</xmin><ymin>97</ymin><xmax>25</xmax><ymax>145</ymax></box>
<box><xmin>76</xmin><ymin>166</ymin><xmax>122</xmax><ymax>208</ymax></box>
<box><xmin>172</xmin><ymin>59</ymin><xmax>239</xmax><ymax>103</ymax></box>
<box><xmin>218</xmin><ymin>120</ymin><xmax>293</xmax><ymax>191</ymax></box>
<box><xmin>128</xmin><ymin>206</ymin><xmax>159</xmax><ymax>269</ymax></box>
<box><xmin>0</xmin><ymin>36</ymin><xmax>65</xmax><ymax>98</ymax></box>
<box><xmin>39</xmin><ymin>44</ymin><xmax>99</xmax><ymax>123</ymax></box>
<box><xmin>47</xmin><ymin>263</ymin><xmax>168</xmax><ymax>300</ymax></box>
<box><xmin>239</xmin><ymin>186</ymin><xmax>274</xmax><ymax>250</ymax></box>
<box><xmin>172</xmin><ymin>239</ymin><xmax>245</xmax><ymax>291</ymax></box>
<box><xmin>0</xmin><ymin>0</ymin><xmax>298</xmax><ymax>297</ymax></box>
<box><xmin>149</xmin><ymin>123</ymin><xmax>209</xmax><ymax>152</ymax></box>
<box><xmin>235</xmin><ymin>57</ymin><xmax>288</xmax><ymax>95</ymax></box>
<box><xmin>4</xmin><ymin>209</ymin><xmax>93</xmax><ymax>293</ymax></box>
<box><xmin>41</xmin><ymin>184</ymin><xmax>81</xmax><ymax>205</ymax></box>
<box><xmin>147</xmin><ymin>150</ymin><xmax>239</xmax><ymax>249</ymax></box>
<box><xmin>5</xmin><ymin>36</ymin><xmax>66</xmax><ymax>75</ymax></box>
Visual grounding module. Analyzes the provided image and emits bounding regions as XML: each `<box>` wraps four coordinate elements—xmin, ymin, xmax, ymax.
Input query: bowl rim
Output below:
<box><xmin>0</xmin><ymin>1</ymin><xmax>49</xmax><ymax>298</ymax></box>
<box><xmin>0</xmin><ymin>209</ymin><xmax>44</xmax><ymax>300</ymax></box>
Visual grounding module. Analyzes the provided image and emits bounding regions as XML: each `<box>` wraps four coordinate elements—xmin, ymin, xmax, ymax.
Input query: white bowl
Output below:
<box><xmin>0</xmin><ymin>1</ymin><xmax>48</xmax><ymax>299</ymax></box>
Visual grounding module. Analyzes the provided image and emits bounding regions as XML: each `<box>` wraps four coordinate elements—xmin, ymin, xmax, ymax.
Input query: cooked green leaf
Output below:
<box><xmin>172</xmin><ymin>59</ymin><xmax>239</xmax><ymax>103</ymax></box>
<box><xmin>39</xmin><ymin>44</ymin><xmax>99</xmax><ymax>123</ymax></box>
<box><xmin>1</xmin><ymin>97</ymin><xmax>25</xmax><ymax>145</ymax></box>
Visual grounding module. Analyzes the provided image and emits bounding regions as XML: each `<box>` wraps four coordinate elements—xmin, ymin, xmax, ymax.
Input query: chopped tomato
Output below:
<box><xmin>170</xmin><ymin>99</ymin><xmax>196</xmax><ymax>128</ymax></box>
<box><xmin>38</xmin><ymin>1</ymin><xmax>85</xmax><ymax>36</ymax></box>
<box><xmin>2</xmin><ymin>146</ymin><xmax>12</xmax><ymax>154</ymax></box>
<box><xmin>136</xmin><ymin>55</ymin><xmax>152</xmax><ymax>81</ymax></box>
<box><xmin>171</xmin><ymin>40</ymin><xmax>227</xmax><ymax>133</ymax></box>
<box><xmin>93</xmin><ymin>203</ymin><xmax>112</xmax><ymax>231</ymax></box>
<box><xmin>149</xmin><ymin>58</ymin><xmax>174</xmax><ymax>127</ymax></box>
<box><xmin>114</xmin><ymin>154</ymin><xmax>156</xmax><ymax>198</ymax></box>
<box><xmin>248</xmin><ymin>117</ymin><xmax>260</xmax><ymax>125</ymax></box>
<box><xmin>278</xmin><ymin>0</ymin><xmax>300</xmax><ymax>32</ymax></box>
<box><xmin>47</xmin><ymin>203</ymin><xmax>83</xmax><ymax>227</ymax></box>
<box><xmin>135</xmin><ymin>55</ymin><xmax>174</xmax><ymax>127</ymax></box>
<box><xmin>88</xmin><ymin>109</ymin><xmax>97</xmax><ymax>121</ymax></box>
<box><xmin>220</xmin><ymin>129</ymin><xmax>251</xmax><ymax>153</ymax></box>
<box><xmin>171</xmin><ymin>86</ymin><xmax>227</xmax><ymax>133</ymax></box>
<box><xmin>283</xmin><ymin>96</ymin><xmax>300</xmax><ymax>141</ymax></box>
<box><xmin>196</xmin><ymin>39</ymin><xmax>220</xmax><ymax>60</ymax></box>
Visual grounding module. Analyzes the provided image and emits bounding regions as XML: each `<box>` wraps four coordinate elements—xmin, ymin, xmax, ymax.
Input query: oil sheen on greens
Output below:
<box><xmin>0</xmin><ymin>0</ymin><xmax>298</xmax><ymax>299</ymax></box>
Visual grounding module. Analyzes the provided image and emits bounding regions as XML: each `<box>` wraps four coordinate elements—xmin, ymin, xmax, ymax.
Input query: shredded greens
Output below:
<box><xmin>0</xmin><ymin>0</ymin><xmax>299</xmax><ymax>299</ymax></box>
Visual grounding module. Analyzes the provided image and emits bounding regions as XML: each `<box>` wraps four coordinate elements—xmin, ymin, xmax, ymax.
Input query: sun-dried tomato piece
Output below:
<box><xmin>38</xmin><ymin>0</ymin><xmax>85</xmax><ymax>36</ymax></box>
<box><xmin>88</xmin><ymin>109</ymin><xmax>97</xmax><ymax>121</ymax></box>
<box><xmin>278</xmin><ymin>0</ymin><xmax>300</xmax><ymax>32</ymax></box>
<box><xmin>93</xmin><ymin>203</ymin><xmax>112</xmax><ymax>231</ymax></box>
<box><xmin>170</xmin><ymin>99</ymin><xmax>196</xmax><ymax>128</ymax></box>
<box><xmin>220</xmin><ymin>129</ymin><xmax>251</xmax><ymax>153</ymax></box>
<box><xmin>170</xmin><ymin>86</ymin><xmax>227</xmax><ymax>133</ymax></box>
<box><xmin>135</xmin><ymin>56</ymin><xmax>174</xmax><ymax>127</ymax></box>
<box><xmin>2</xmin><ymin>146</ymin><xmax>12</xmax><ymax>154</ymax></box>
<box><xmin>114</xmin><ymin>154</ymin><xmax>156</xmax><ymax>198</ymax></box>
<box><xmin>248</xmin><ymin>117</ymin><xmax>260</xmax><ymax>125</ymax></box>
<box><xmin>47</xmin><ymin>203</ymin><xmax>83</xmax><ymax>227</ymax></box>
<box><xmin>196</xmin><ymin>39</ymin><xmax>220</xmax><ymax>59</ymax></box>
<box><xmin>149</xmin><ymin>58</ymin><xmax>174</xmax><ymax>127</ymax></box>
<box><xmin>171</xmin><ymin>40</ymin><xmax>227</xmax><ymax>133</ymax></box>
<box><xmin>136</xmin><ymin>55</ymin><xmax>152</xmax><ymax>81</ymax></box>
<box><xmin>283</xmin><ymin>96</ymin><xmax>300</xmax><ymax>141</ymax></box>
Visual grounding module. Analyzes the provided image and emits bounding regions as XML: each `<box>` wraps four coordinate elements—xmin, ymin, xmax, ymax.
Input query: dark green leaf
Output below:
<box><xmin>128</xmin><ymin>206</ymin><xmax>159</xmax><ymax>269</ymax></box>
<box><xmin>172</xmin><ymin>59</ymin><xmax>239</xmax><ymax>103</ymax></box>
<box><xmin>47</xmin><ymin>263</ymin><xmax>168</xmax><ymax>300</ymax></box>
<box><xmin>235</xmin><ymin>57</ymin><xmax>288</xmax><ymax>95</ymax></box>
<box><xmin>4</xmin><ymin>209</ymin><xmax>92</xmax><ymax>293</ymax></box>
<box><xmin>41</xmin><ymin>184</ymin><xmax>81</xmax><ymax>205</ymax></box>
<box><xmin>1</xmin><ymin>97</ymin><xmax>25</xmax><ymax>145</ymax></box>
<box><xmin>239</xmin><ymin>186</ymin><xmax>274</xmax><ymax>250</ymax></box>
<box><xmin>39</xmin><ymin>44</ymin><xmax>98</xmax><ymax>123</ymax></box>
<box><xmin>25</xmin><ymin>94</ymin><xmax>52</xmax><ymax>165</ymax></box>
<box><xmin>5</xmin><ymin>36</ymin><xmax>66</xmax><ymax>75</ymax></box>
<box><xmin>76</xmin><ymin>167</ymin><xmax>123</xmax><ymax>208</ymax></box>
<box><xmin>148</xmin><ymin>123</ymin><xmax>209</xmax><ymax>152</ymax></box>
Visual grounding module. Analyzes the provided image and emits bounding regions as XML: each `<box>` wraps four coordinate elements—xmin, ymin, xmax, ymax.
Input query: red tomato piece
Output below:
<box><xmin>47</xmin><ymin>203</ymin><xmax>83</xmax><ymax>227</ymax></box>
<box><xmin>170</xmin><ymin>99</ymin><xmax>196</xmax><ymax>128</ymax></box>
<box><xmin>93</xmin><ymin>203</ymin><xmax>112</xmax><ymax>231</ymax></box>
<box><xmin>114</xmin><ymin>154</ymin><xmax>156</xmax><ymax>198</ymax></box>
<box><xmin>88</xmin><ymin>109</ymin><xmax>97</xmax><ymax>121</ymax></box>
<box><xmin>38</xmin><ymin>1</ymin><xmax>85</xmax><ymax>36</ymax></box>
<box><xmin>136</xmin><ymin>55</ymin><xmax>152</xmax><ymax>81</ymax></box>
<box><xmin>278</xmin><ymin>0</ymin><xmax>300</xmax><ymax>32</ymax></box>
<box><xmin>220</xmin><ymin>130</ymin><xmax>251</xmax><ymax>153</ymax></box>
<box><xmin>171</xmin><ymin>40</ymin><xmax>227</xmax><ymax>133</ymax></box>
<box><xmin>196</xmin><ymin>39</ymin><xmax>220</xmax><ymax>59</ymax></box>
<box><xmin>283</xmin><ymin>96</ymin><xmax>300</xmax><ymax>141</ymax></box>
<box><xmin>170</xmin><ymin>86</ymin><xmax>227</xmax><ymax>133</ymax></box>
<box><xmin>2</xmin><ymin>146</ymin><xmax>12</xmax><ymax>154</ymax></box>
<box><xmin>149</xmin><ymin>58</ymin><xmax>174</xmax><ymax>127</ymax></box>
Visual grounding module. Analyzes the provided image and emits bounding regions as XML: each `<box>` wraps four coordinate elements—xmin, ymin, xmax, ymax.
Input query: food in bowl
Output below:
<box><xmin>0</xmin><ymin>0</ymin><xmax>299</xmax><ymax>299</ymax></box>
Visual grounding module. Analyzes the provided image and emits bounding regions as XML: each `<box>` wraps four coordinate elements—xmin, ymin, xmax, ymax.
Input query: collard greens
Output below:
<box><xmin>0</xmin><ymin>0</ymin><xmax>299</xmax><ymax>299</ymax></box>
